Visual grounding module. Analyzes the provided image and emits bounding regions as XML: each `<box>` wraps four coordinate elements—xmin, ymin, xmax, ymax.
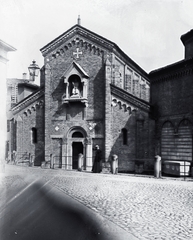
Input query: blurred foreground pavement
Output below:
<box><xmin>0</xmin><ymin>165</ymin><xmax>193</xmax><ymax>240</ymax></box>
<box><xmin>0</xmin><ymin>165</ymin><xmax>136</xmax><ymax>240</ymax></box>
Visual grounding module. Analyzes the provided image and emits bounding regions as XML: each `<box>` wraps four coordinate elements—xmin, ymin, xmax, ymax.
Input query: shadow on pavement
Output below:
<box><xmin>0</xmin><ymin>179</ymin><xmax>135</xmax><ymax>240</ymax></box>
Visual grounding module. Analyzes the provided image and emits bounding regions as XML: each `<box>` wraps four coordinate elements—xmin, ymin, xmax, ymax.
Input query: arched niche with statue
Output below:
<box><xmin>62</xmin><ymin>61</ymin><xmax>89</xmax><ymax>105</ymax></box>
<box><xmin>68</xmin><ymin>74</ymin><xmax>83</xmax><ymax>98</ymax></box>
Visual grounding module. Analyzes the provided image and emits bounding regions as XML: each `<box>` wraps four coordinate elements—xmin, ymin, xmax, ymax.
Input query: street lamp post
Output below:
<box><xmin>28</xmin><ymin>60</ymin><xmax>40</xmax><ymax>81</ymax></box>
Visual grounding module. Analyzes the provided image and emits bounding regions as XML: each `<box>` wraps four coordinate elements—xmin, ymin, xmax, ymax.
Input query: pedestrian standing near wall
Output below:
<box><xmin>92</xmin><ymin>145</ymin><xmax>102</xmax><ymax>173</ymax></box>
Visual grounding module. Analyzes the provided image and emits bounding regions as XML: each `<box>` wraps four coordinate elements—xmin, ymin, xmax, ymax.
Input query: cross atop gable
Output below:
<box><xmin>40</xmin><ymin>24</ymin><xmax>113</xmax><ymax>57</ymax></box>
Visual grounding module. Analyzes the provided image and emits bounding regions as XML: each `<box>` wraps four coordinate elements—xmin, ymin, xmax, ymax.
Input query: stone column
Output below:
<box><xmin>65</xmin><ymin>139</ymin><xmax>72</xmax><ymax>170</ymax></box>
<box><xmin>85</xmin><ymin>137</ymin><xmax>92</xmax><ymax>171</ymax></box>
<box><xmin>62</xmin><ymin>138</ymin><xmax>68</xmax><ymax>169</ymax></box>
<box><xmin>66</xmin><ymin>82</ymin><xmax>69</xmax><ymax>98</ymax></box>
<box><xmin>82</xmin><ymin>78</ymin><xmax>87</xmax><ymax>99</ymax></box>
<box><xmin>50</xmin><ymin>154</ymin><xmax>54</xmax><ymax>169</ymax></box>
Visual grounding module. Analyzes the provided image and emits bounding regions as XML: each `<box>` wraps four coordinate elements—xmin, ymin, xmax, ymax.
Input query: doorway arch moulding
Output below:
<box><xmin>64</xmin><ymin>126</ymin><xmax>93</xmax><ymax>171</ymax></box>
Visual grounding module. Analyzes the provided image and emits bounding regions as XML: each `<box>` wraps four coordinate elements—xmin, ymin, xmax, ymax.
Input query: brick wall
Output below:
<box><xmin>105</xmin><ymin>57</ymin><xmax>113</xmax><ymax>160</ymax></box>
<box><xmin>111</xmin><ymin>105</ymin><xmax>136</xmax><ymax>171</ymax></box>
<box><xmin>110</xmin><ymin>105</ymin><xmax>155</xmax><ymax>172</ymax></box>
<box><xmin>150</xmin><ymin>59</ymin><xmax>193</xmax><ymax>168</ymax></box>
<box><xmin>13</xmin><ymin>99</ymin><xmax>44</xmax><ymax>166</ymax></box>
<box><xmin>44</xmin><ymin>43</ymin><xmax>106</xmax><ymax>158</ymax></box>
<box><xmin>151</xmin><ymin>63</ymin><xmax>193</xmax><ymax>118</ymax></box>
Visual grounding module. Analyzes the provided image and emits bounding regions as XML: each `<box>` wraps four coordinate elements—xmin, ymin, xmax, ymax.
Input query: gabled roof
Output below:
<box><xmin>18</xmin><ymin>82</ymin><xmax>39</xmax><ymax>90</ymax></box>
<box><xmin>0</xmin><ymin>39</ymin><xmax>16</xmax><ymax>52</ymax></box>
<box><xmin>40</xmin><ymin>24</ymin><xmax>115</xmax><ymax>54</ymax></box>
<box><xmin>0</xmin><ymin>40</ymin><xmax>16</xmax><ymax>63</ymax></box>
<box><xmin>62</xmin><ymin>61</ymin><xmax>89</xmax><ymax>79</ymax></box>
<box><xmin>7</xmin><ymin>78</ymin><xmax>39</xmax><ymax>89</ymax></box>
<box><xmin>40</xmin><ymin>24</ymin><xmax>148</xmax><ymax>79</ymax></box>
<box><xmin>11</xmin><ymin>87</ymin><xmax>44</xmax><ymax>114</ymax></box>
<box><xmin>111</xmin><ymin>84</ymin><xmax>151</xmax><ymax>113</ymax></box>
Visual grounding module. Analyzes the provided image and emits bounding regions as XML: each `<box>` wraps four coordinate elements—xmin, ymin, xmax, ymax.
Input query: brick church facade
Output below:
<box><xmin>6</xmin><ymin>22</ymin><xmax>193</xmax><ymax>175</ymax></box>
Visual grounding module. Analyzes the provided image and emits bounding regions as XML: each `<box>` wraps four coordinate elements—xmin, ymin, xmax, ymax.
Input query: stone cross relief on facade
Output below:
<box><xmin>73</xmin><ymin>48</ymin><xmax>83</xmax><ymax>59</ymax></box>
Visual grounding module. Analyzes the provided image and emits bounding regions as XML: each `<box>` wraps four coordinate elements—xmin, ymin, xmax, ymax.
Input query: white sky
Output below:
<box><xmin>1</xmin><ymin>0</ymin><xmax>193</xmax><ymax>85</ymax></box>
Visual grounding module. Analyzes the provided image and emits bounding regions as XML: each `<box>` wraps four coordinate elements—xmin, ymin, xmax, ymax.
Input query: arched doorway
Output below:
<box><xmin>72</xmin><ymin>131</ymin><xmax>84</xmax><ymax>169</ymax></box>
<box><xmin>65</xmin><ymin>127</ymin><xmax>93</xmax><ymax>171</ymax></box>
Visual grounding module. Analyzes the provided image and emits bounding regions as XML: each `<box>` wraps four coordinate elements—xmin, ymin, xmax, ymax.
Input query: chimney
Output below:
<box><xmin>77</xmin><ymin>15</ymin><xmax>81</xmax><ymax>25</ymax></box>
<box><xmin>181</xmin><ymin>29</ymin><xmax>193</xmax><ymax>59</ymax></box>
<box><xmin>23</xmin><ymin>73</ymin><xmax>27</xmax><ymax>80</ymax></box>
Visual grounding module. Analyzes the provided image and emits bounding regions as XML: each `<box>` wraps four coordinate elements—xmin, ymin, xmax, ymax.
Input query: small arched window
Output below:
<box><xmin>31</xmin><ymin>128</ymin><xmax>37</xmax><ymax>143</ymax></box>
<box><xmin>122</xmin><ymin>128</ymin><xmax>127</xmax><ymax>145</ymax></box>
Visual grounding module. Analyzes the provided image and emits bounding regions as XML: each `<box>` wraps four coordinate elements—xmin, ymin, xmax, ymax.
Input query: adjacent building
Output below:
<box><xmin>0</xmin><ymin>40</ymin><xmax>16</xmax><ymax>168</ymax></box>
<box><xmin>149</xmin><ymin>29</ymin><xmax>193</xmax><ymax>176</ymax></box>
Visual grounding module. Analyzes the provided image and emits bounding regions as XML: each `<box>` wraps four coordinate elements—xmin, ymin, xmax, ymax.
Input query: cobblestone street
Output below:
<box><xmin>1</xmin><ymin>165</ymin><xmax>193</xmax><ymax>240</ymax></box>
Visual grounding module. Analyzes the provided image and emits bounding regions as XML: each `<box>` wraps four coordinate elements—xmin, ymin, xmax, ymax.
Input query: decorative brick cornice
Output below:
<box><xmin>40</xmin><ymin>25</ymin><xmax>112</xmax><ymax>57</ymax></box>
<box><xmin>149</xmin><ymin>58</ymin><xmax>193</xmax><ymax>83</ymax></box>
<box><xmin>152</xmin><ymin>67</ymin><xmax>193</xmax><ymax>83</ymax></box>
<box><xmin>40</xmin><ymin>24</ymin><xmax>148</xmax><ymax>79</ymax></box>
<box><xmin>48</xmin><ymin>35</ymin><xmax>105</xmax><ymax>60</ymax></box>
<box><xmin>12</xmin><ymin>89</ymin><xmax>44</xmax><ymax>114</ymax></box>
<box><xmin>110</xmin><ymin>84</ymin><xmax>150</xmax><ymax>112</ymax></box>
<box><xmin>76</xmin><ymin>27</ymin><xmax>114</xmax><ymax>50</ymax></box>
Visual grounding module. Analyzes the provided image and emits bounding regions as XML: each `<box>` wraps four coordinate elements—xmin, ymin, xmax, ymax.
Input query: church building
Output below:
<box><xmin>6</xmin><ymin>19</ymin><xmax>156</xmax><ymax>173</ymax></box>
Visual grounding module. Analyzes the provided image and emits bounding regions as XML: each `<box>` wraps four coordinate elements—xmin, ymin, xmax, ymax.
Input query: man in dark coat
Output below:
<box><xmin>92</xmin><ymin>145</ymin><xmax>102</xmax><ymax>173</ymax></box>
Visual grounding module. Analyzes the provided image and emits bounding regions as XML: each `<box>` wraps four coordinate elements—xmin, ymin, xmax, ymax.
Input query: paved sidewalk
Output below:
<box><xmin>1</xmin><ymin>165</ymin><xmax>193</xmax><ymax>240</ymax></box>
